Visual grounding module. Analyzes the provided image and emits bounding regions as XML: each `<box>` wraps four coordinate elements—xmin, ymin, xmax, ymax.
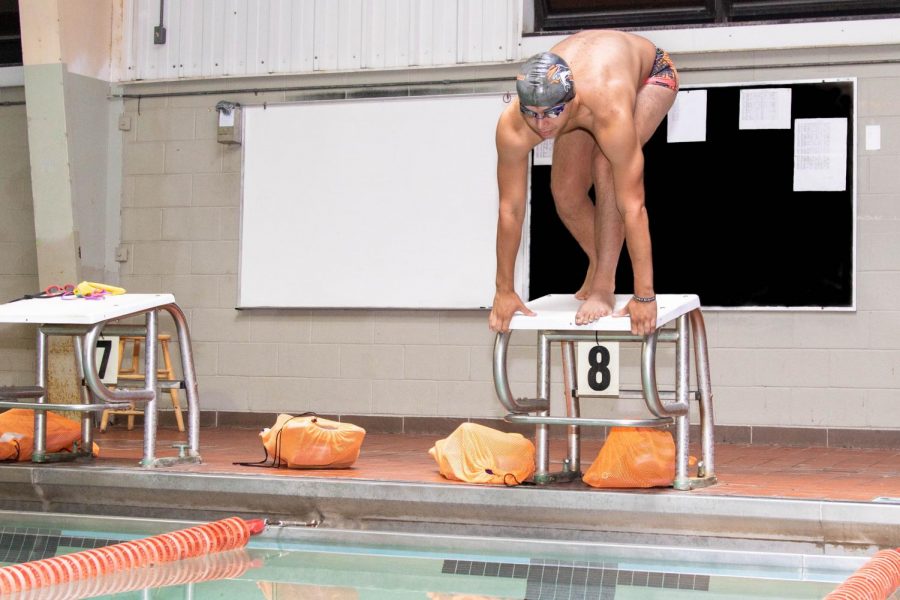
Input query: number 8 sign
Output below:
<box><xmin>576</xmin><ymin>342</ymin><xmax>619</xmax><ymax>397</ymax></box>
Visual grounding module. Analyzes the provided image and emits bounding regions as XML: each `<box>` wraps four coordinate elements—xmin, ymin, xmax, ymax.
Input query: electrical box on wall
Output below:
<box><xmin>215</xmin><ymin>101</ymin><xmax>242</xmax><ymax>144</ymax></box>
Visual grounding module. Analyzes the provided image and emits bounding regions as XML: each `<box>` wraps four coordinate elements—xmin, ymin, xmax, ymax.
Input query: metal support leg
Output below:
<box><xmin>163</xmin><ymin>303</ymin><xmax>201</xmax><ymax>459</ymax></box>
<box><xmin>561</xmin><ymin>341</ymin><xmax>580</xmax><ymax>476</ymax></box>
<box><xmin>33</xmin><ymin>329</ymin><xmax>49</xmax><ymax>462</ymax></box>
<box><xmin>534</xmin><ymin>332</ymin><xmax>552</xmax><ymax>483</ymax></box>
<box><xmin>72</xmin><ymin>335</ymin><xmax>94</xmax><ymax>455</ymax></box>
<box><xmin>690</xmin><ymin>309</ymin><xmax>717</xmax><ymax>484</ymax></box>
<box><xmin>141</xmin><ymin>310</ymin><xmax>159</xmax><ymax>467</ymax></box>
<box><xmin>493</xmin><ymin>332</ymin><xmax>549</xmax><ymax>413</ymax></box>
<box><xmin>673</xmin><ymin>315</ymin><xmax>691</xmax><ymax>490</ymax></box>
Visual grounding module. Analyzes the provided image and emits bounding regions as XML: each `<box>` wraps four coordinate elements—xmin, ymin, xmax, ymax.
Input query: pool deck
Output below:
<box><xmin>1</xmin><ymin>426</ymin><xmax>898</xmax><ymax>555</ymax></box>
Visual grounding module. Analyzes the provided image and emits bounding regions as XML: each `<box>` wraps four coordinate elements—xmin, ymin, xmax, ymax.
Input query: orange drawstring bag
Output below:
<box><xmin>582</xmin><ymin>427</ymin><xmax>675</xmax><ymax>488</ymax></box>
<box><xmin>0</xmin><ymin>408</ymin><xmax>99</xmax><ymax>461</ymax></box>
<box><xmin>429</xmin><ymin>422</ymin><xmax>535</xmax><ymax>485</ymax></box>
<box><xmin>259</xmin><ymin>414</ymin><xmax>365</xmax><ymax>469</ymax></box>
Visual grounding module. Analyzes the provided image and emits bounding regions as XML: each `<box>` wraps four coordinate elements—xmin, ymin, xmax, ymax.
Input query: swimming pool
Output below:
<box><xmin>0</xmin><ymin>510</ymin><xmax>865</xmax><ymax>599</ymax></box>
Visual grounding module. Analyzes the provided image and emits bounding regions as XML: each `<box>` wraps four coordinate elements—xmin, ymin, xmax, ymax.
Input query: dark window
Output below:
<box><xmin>0</xmin><ymin>0</ymin><xmax>22</xmax><ymax>67</ymax></box>
<box><xmin>728</xmin><ymin>0</ymin><xmax>900</xmax><ymax>21</ymax></box>
<box><xmin>534</xmin><ymin>0</ymin><xmax>900</xmax><ymax>31</ymax></box>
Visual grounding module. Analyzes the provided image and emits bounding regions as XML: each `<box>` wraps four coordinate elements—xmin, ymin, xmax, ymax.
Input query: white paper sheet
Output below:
<box><xmin>739</xmin><ymin>88</ymin><xmax>792</xmax><ymax>130</ymax></box>
<box><xmin>866</xmin><ymin>124</ymin><xmax>881</xmax><ymax>151</ymax></box>
<box><xmin>219</xmin><ymin>110</ymin><xmax>235</xmax><ymax>127</ymax></box>
<box><xmin>793</xmin><ymin>118</ymin><xmax>848</xmax><ymax>192</ymax></box>
<box><xmin>533</xmin><ymin>139</ymin><xmax>554</xmax><ymax>166</ymax></box>
<box><xmin>667</xmin><ymin>89</ymin><xmax>707</xmax><ymax>143</ymax></box>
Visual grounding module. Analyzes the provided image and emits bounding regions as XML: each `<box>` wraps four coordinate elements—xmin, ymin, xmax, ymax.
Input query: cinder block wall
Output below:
<box><xmin>0</xmin><ymin>87</ymin><xmax>38</xmax><ymax>387</ymax></box>
<box><xmin>108</xmin><ymin>46</ymin><xmax>900</xmax><ymax>441</ymax></box>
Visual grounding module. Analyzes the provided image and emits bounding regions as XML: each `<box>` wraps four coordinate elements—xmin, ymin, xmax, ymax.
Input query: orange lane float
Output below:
<box><xmin>0</xmin><ymin>517</ymin><xmax>266</xmax><ymax>595</ymax></box>
<box><xmin>824</xmin><ymin>548</ymin><xmax>900</xmax><ymax>600</ymax></box>
<box><xmin>5</xmin><ymin>549</ymin><xmax>259</xmax><ymax>600</ymax></box>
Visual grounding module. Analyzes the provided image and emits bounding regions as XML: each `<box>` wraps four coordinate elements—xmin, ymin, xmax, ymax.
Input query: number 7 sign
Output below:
<box><xmin>94</xmin><ymin>336</ymin><xmax>120</xmax><ymax>385</ymax></box>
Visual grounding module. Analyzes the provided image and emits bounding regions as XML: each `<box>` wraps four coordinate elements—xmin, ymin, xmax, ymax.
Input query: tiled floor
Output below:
<box><xmin>92</xmin><ymin>425</ymin><xmax>900</xmax><ymax>503</ymax></box>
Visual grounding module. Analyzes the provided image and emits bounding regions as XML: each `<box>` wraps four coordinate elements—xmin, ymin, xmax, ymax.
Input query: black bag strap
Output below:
<box><xmin>232</xmin><ymin>413</ymin><xmax>318</xmax><ymax>468</ymax></box>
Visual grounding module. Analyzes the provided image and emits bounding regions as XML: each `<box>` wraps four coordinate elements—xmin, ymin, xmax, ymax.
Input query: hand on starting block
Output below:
<box><xmin>613</xmin><ymin>295</ymin><xmax>658</xmax><ymax>336</ymax></box>
<box><xmin>489</xmin><ymin>290</ymin><xmax>535</xmax><ymax>333</ymax></box>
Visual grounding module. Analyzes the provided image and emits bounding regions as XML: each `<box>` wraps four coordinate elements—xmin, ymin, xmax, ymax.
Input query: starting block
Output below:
<box><xmin>492</xmin><ymin>294</ymin><xmax>716</xmax><ymax>490</ymax></box>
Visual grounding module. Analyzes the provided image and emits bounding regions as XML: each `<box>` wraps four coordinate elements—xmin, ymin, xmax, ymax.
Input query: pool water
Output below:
<box><xmin>0</xmin><ymin>511</ymin><xmax>858</xmax><ymax>599</ymax></box>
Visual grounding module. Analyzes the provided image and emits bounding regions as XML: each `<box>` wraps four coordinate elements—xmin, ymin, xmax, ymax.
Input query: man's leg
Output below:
<box><xmin>572</xmin><ymin>154</ymin><xmax>621</xmax><ymax>323</ymax></box>
<box><xmin>550</xmin><ymin>128</ymin><xmax>598</xmax><ymax>299</ymax></box>
<box><xmin>576</xmin><ymin>84</ymin><xmax>678</xmax><ymax>324</ymax></box>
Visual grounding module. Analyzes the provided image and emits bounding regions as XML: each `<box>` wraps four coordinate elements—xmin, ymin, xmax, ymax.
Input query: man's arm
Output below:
<box><xmin>489</xmin><ymin>111</ymin><xmax>536</xmax><ymax>333</ymax></box>
<box><xmin>592</xmin><ymin>106</ymin><xmax>657</xmax><ymax>335</ymax></box>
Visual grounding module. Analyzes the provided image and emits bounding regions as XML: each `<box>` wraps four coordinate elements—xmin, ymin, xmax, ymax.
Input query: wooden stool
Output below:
<box><xmin>99</xmin><ymin>334</ymin><xmax>185</xmax><ymax>432</ymax></box>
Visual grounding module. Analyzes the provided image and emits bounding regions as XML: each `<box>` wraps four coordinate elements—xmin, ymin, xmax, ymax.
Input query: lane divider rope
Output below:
<box><xmin>825</xmin><ymin>548</ymin><xmax>900</xmax><ymax>600</ymax></box>
<box><xmin>0</xmin><ymin>516</ymin><xmax>266</xmax><ymax>595</ymax></box>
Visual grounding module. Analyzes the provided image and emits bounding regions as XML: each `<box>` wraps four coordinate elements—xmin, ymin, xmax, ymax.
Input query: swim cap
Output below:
<box><xmin>516</xmin><ymin>52</ymin><xmax>576</xmax><ymax>107</ymax></box>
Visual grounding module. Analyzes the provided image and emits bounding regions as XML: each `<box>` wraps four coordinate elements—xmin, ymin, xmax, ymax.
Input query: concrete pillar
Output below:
<box><xmin>18</xmin><ymin>0</ymin><xmax>119</xmax><ymax>409</ymax></box>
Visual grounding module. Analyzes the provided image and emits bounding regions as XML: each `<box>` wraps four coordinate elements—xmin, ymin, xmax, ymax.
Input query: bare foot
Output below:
<box><xmin>574</xmin><ymin>263</ymin><xmax>596</xmax><ymax>300</ymax></box>
<box><xmin>575</xmin><ymin>291</ymin><xmax>616</xmax><ymax>325</ymax></box>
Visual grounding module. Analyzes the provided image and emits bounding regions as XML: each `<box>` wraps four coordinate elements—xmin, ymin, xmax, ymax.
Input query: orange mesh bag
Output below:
<box><xmin>429</xmin><ymin>422</ymin><xmax>535</xmax><ymax>485</ymax></box>
<box><xmin>260</xmin><ymin>414</ymin><xmax>365</xmax><ymax>469</ymax></box>
<box><xmin>0</xmin><ymin>409</ymin><xmax>98</xmax><ymax>462</ymax></box>
<box><xmin>0</xmin><ymin>434</ymin><xmax>20</xmax><ymax>461</ymax></box>
<box><xmin>582</xmin><ymin>427</ymin><xmax>675</xmax><ymax>488</ymax></box>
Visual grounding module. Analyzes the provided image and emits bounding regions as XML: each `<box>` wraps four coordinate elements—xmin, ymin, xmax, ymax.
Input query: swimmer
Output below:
<box><xmin>489</xmin><ymin>30</ymin><xmax>679</xmax><ymax>336</ymax></box>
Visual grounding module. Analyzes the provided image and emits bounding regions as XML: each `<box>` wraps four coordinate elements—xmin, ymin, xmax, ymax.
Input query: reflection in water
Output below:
<box><xmin>428</xmin><ymin>594</ymin><xmax>513</xmax><ymax>600</ymax></box>
<box><xmin>258</xmin><ymin>581</ymin><xmax>360</xmax><ymax>599</ymax></box>
<box><xmin>2</xmin><ymin>549</ymin><xmax>259</xmax><ymax>600</ymax></box>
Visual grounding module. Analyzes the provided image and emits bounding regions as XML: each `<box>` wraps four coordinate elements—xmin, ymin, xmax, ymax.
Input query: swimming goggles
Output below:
<box><xmin>519</xmin><ymin>102</ymin><xmax>567</xmax><ymax>120</ymax></box>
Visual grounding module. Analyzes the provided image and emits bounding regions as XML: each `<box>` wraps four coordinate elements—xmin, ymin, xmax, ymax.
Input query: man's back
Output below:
<box><xmin>550</xmin><ymin>31</ymin><xmax>658</xmax><ymax>101</ymax></box>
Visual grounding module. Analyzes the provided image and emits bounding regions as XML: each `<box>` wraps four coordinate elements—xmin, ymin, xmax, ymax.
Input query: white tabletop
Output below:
<box><xmin>0</xmin><ymin>294</ymin><xmax>176</xmax><ymax>325</ymax></box>
<box><xmin>508</xmin><ymin>294</ymin><xmax>700</xmax><ymax>331</ymax></box>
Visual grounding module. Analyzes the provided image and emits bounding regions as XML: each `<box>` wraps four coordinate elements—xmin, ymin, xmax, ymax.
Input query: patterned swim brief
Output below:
<box><xmin>645</xmin><ymin>48</ymin><xmax>678</xmax><ymax>92</ymax></box>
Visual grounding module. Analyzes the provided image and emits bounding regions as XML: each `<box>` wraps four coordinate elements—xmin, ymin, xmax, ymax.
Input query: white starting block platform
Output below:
<box><xmin>508</xmin><ymin>294</ymin><xmax>701</xmax><ymax>330</ymax></box>
<box><xmin>493</xmin><ymin>293</ymin><xmax>716</xmax><ymax>489</ymax></box>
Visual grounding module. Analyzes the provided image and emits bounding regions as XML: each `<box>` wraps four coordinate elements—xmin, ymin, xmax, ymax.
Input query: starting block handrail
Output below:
<box><xmin>0</xmin><ymin>386</ymin><xmax>45</xmax><ymax>400</ymax></box>
<box><xmin>506</xmin><ymin>414</ymin><xmax>673</xmax><ymax>427</ymax></box>
<box><xmin>493</xmin><ymin>332</ymin><xmax>549</xmax><ymax>414</ymax></box>
<box><xmin>492</xmin><ymin>328</ymin><xmax>689</xmax><ymax>419</ymax></box>
<box><xmin>0</xmin><ymin>400</ymin><xmax>132</xmax><ymax>411</ymax></box>
<box><xmin>83</xmin><ymin>319</ymin><xmax>156</xmax><ymax>405</ymax></box>
<box><xmin>643</xmin><ymin>330</ymin><xmax>689</xmax><ymax>418</ymax></box>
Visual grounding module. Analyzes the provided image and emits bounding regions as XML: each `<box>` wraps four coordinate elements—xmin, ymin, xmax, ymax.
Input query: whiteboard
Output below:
<box><xmin>239</xmin><ymin>94</ymin><xmax>521</xmax><ymax>309</ymax></box>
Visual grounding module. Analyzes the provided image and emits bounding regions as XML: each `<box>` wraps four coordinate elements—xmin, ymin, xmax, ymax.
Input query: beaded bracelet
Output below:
<box><xmin>632</xmin><ymin>294</ymin><xmax>656</xmax><ymax>303</ymax></box>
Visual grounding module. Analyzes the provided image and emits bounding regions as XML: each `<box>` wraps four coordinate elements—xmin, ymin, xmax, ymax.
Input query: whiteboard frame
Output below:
<box><xmin>237</xmin><ymin>93</ymin><xmax>527</xmax><ymax>310</ymax></box>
